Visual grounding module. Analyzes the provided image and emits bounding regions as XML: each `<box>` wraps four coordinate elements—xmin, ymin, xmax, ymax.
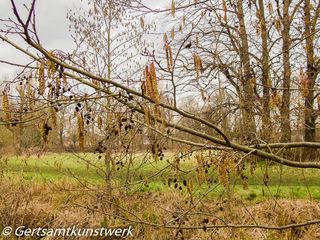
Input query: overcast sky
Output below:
<box><xmin>0</xmin><ymin>0</ymin><xmax>167</xmax><ymax>79</ymax></box>
<box><xmin>0</xmin><ymin>0</ymin><xmax>79</xmax><ymax>78</ymax></box>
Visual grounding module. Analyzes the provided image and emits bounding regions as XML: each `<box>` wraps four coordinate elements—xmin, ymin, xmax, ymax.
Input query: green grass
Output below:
<box><xmin>0</xmin><ymin>153</ymin><xmax>103</xmax><ymax>182</ymax></box>
<box><xmin>1</xmin><ymin>152</ymin><xmax>320</xmax><ymax>200</ymax></box>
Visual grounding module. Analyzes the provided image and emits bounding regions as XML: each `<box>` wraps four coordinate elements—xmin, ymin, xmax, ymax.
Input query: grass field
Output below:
<box><xmin>1</xmin><ymin>152</ymin><xmax>319</xmax><ymax>201</ymax></box>
<box><xmin>1</xmin><ymin>152</ymin><xmax>320</xmax><ymax>239</ymax></box>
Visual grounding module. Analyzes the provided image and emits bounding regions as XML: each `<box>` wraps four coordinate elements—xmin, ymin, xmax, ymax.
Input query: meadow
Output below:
<box><xmin>1</xmin><ymin>152</ymin><xmax>320</xmax><ymax>200</ymax></box>
<box><xmin>1</xmin><ymin>153</ymin><xmax>320</xmax><ymax>239</ymax></box>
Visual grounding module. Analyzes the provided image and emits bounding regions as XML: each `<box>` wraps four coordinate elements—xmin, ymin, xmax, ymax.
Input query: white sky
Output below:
<box><xmin>0</xmin><ymin>0</ymin><xmax>79</xmax><ymax>78</ymax></box>
<box><xmin>0</xmin><ymin>0</ymin><xmax>169</xmax><ymax>79</ymax></box>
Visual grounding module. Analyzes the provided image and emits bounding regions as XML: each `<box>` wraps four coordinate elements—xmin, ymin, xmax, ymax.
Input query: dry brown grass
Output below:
<box><xmin>0</xmin><ymin>177</ymin><xmax>319</xmax><ymax>240</ymax></box>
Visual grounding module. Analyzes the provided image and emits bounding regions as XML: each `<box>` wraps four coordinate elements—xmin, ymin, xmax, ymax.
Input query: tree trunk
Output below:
<box><xmin>280</xmin><ymin>0</ymin><xmax>292</xmax><ymax>143</ymax></box>
<box><xmin>303</xmin><ymin>0</ymin><xmax>318</xmax><ymax>159</ymax></box>
<box><xmin>236</xmin><ymin>0</ymin><xmax>256</xmax><ymax>142</ymax></box>
<box><xmin>258</xmin><ymin>0</ymin><xmax>271</xmax><ymax>141</ymax></box>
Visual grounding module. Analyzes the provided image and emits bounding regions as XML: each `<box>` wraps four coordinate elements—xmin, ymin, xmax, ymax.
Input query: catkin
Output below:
<box><xmin>140</xmin><ymin>17</ymin><xmax>144</xmax><ymax>29</ymax></box>
<box><xmin>165</xmin><ymin>43</ymin><xmax>173</xmax><ymax>72</ymax></box>
<box><xmin>171</xmin><ymin>27</ymin><xmax>175</xmax><ymax>40</ymax></box>
<box><xmin>46</xmin><ymin>51</ymin><xmax>56</xmax><ymax>78</ymax></box>
<box><xmin>194</xmin><ymin>54</ymin><xmax>203</xmax><ymax>80</ymax></box>
<box><xmin>275</xmin><ymin>19</ymin><xmax>281</xmax><ymax>33</ymax></box>
<box><xmin>171</xmin><ymin>0</ymin><xmax>175</xmax><ymax>17</ymax></box>
<box><xmin>108</xmin><ymin>112</ymin><xmax>113</xmax><ymax>127</ymax></box>
<box><xmin>163</xmin><ymin>33</ymin><xmax>168</xmax><ymax>43</ymax></box>
<box><xmin>222</xmin><ymin>0</ymin><xmax>227</xmax><ymax>16</ymax></box>
<box><xmin>97</xmin><ymin>115</ymin><xmax>102</xmax><ymax>129</ymax></box>
<box><xmin>149</xmin><ymin>62</ymin><xmax>160</xmax><ymax>104</ymax></box>
<box><xmin>38</xmin><ymin>61</ymin><xmax>46</xmax><ymax>95</ymax></box>
<box><xmin>268</xmin><ymin>2</ymin><xmax>273</xmax><ymax>16</ymax></box>
<box><xmin>145</xmin><ymin>66</ymin><xmax>152</xmax><ymax>98</ymax></box>
<box><xmin>144</xmin><ymin>107</ymin><xmax>151</xmax><ymax>125</ymax></box>
<box><xmin>165</xmin><ymin>44</ymin><xmax>170</xmax><ymax>72</ymax></box>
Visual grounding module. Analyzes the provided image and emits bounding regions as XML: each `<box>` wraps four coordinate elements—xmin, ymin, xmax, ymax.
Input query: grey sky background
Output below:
<box><xmin>0</xmin><ymin>0</ymin><xmax>167</xmax><ymax>79</ymax></box>
<box><xmin>0</xmin><ymin>0</ymin><xmax>78</xmax><ymax>78</ymax></box>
